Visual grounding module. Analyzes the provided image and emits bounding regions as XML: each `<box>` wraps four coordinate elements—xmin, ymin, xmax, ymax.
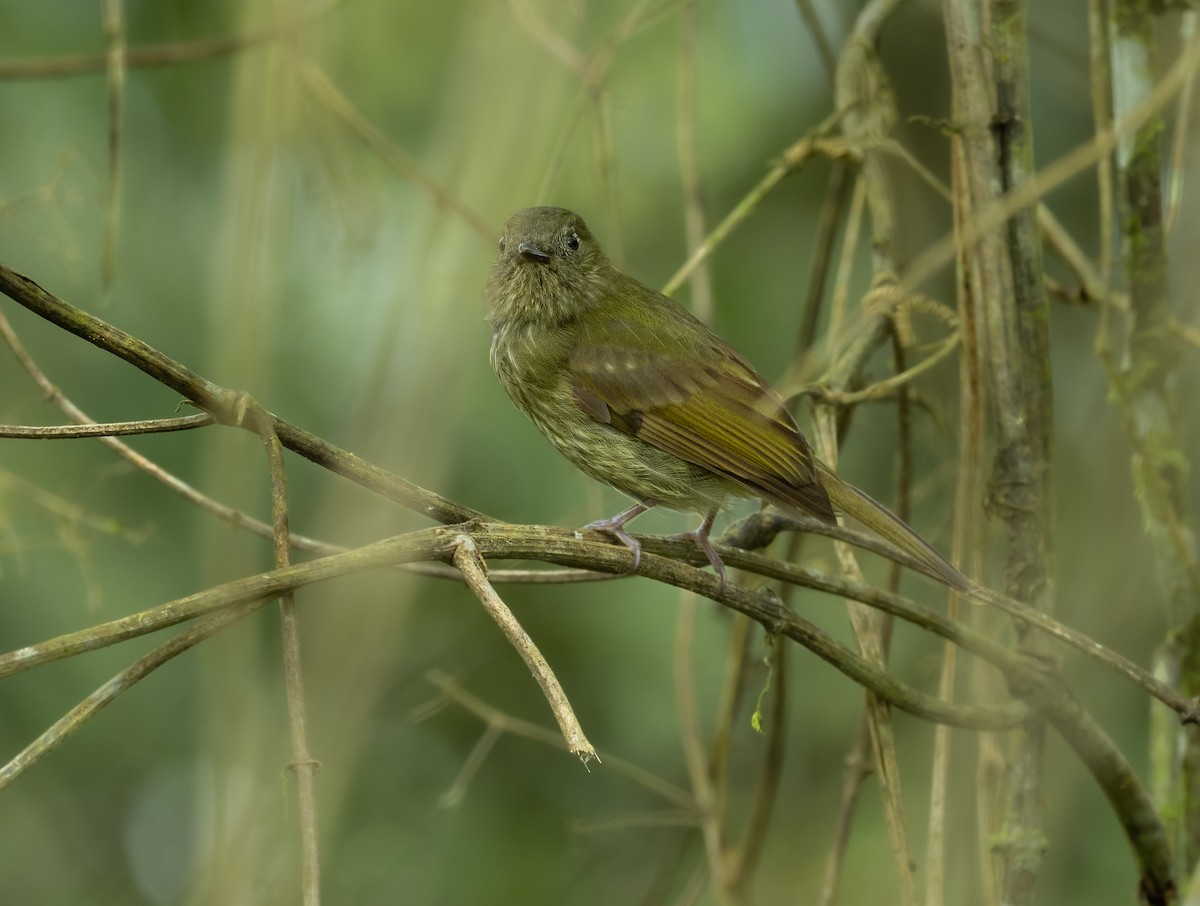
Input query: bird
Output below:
<box><xmin>485</xmin><ymin>206</ymin><xmax>967</xmax><ymax>593</ymax></box>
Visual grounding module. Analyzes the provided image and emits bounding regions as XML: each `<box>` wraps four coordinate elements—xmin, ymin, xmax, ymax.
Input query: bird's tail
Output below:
<box><xmin>814</xmin><ymin>461</ymin><xmax>971</xmax><ymax>593</ymax></box>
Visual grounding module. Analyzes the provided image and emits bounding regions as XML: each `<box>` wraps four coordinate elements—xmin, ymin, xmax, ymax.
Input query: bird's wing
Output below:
<box><xmin>567</xmin><ymin>306</ymin><xmax>836</xmax><ymax>523</ymax></box>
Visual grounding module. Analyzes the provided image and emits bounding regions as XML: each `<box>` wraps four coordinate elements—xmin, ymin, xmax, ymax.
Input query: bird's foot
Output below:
<box><xmin>669</xmin><ymin>509</ymin><xmax>727</xmax><ymax>591</ymax></box>
<box><xmin>583</xmin><ymin>500</ymin><xmax>652</xmax><ymax>575</ymax></box>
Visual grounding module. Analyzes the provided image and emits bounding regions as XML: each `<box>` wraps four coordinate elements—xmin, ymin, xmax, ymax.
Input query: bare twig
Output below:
<box><xmin>812</xmin><ymin>412</ymin><xmax>918</xmax><ymax>906</ymax></box>
<box><xmin>793</xmin><ymin>0</ymin><xmax>838</xmax><ymax>79</ymax></box>
<box><xmin>100</xmin><ymin>0</ymin><xmax>125</xmax><ymax>299</ymax></box>
<box><xmin>245</xmin><ymin>403</ymin><xmax>321</xmax><ymax>905</ymax></box>
<box><xmin>420</xmin><ymin>671</ymin><xmax>692</xmax><ymax>807</ymax></box>
<box><xmin>825</xmin><ymin>175</ymin><xmax>866</xmax><ymax>355</ymax></box>
<box><xmin>0</xmin><ymin>308</ymin><xmax>335</xmax><ymax>554</ymax></box>
<box><xmin>439</xmin><ymin>724</ymin><xmax>503</xmax><ymax>809</ymax></box>
<box><xmin>793</xmin><ymin>330</ymin><xmax>960</xmax><ymax>407</ymax></box>
<box><xmin>0</xmin><ymin>600</ymin><xmax>265</xmax><ymax>790</ymax></box>
<box><xmin>931</xmin><ymin>132</ymin><xmax>989</xmax><ymax>906</ymax></box>
<box><xmin>297</xmin><ymin>61</ymin><xmax>493</xmax><ymax>241</ymax></box>
<box><xmin>452</xmin><ymin>536</ymin><xmax>597</xmax><ymax>764</ymax></box>
<box><xmin>675</xmin><ymin>0</ymin><xmax>713</xmax><ymax>322</ymax></box>
<box><xmin>797</xmin><ymin>162</ymin><xmax>853</xmax><ymax>354</ymax></box>
<box><xmin>674</xmin><ymin>595</ymin><xmax>732</xmax><ymax>903</ymax></box>
<box><xmin>0</xmin><ymin>466</ymin><xmax>152</xmax><ymax>545</ymax></box>
<box><xmin>817</xmin><ymin>718</ymin><xmax>875</xmax><ymax>906</ymax></box>
<box><xmin>526</xmin><ymin>0</ymin><xmax>680</xmax><ymax>206</ymax></box>
<box><xmin>662</xmin><ymin>122</ymin><xmax>850</xmax><ymax>296</ymax></box>
<box><xmin>0</xmin><ymin>264</ymin><xmax>484</xmax><ymax>524</ymax></box>
<box><xmin>0</xmin><ymin>413</ymin><xmax>214</xmax><ymax>438</ymax></box>
<box><xmin>709</xmin><ymin>614</ymin><xmax>752</xmax><ymax>824</ymax></box>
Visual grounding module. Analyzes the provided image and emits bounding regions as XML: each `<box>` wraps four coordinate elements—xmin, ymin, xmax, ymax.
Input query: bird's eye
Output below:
<box><xmin>498</xmin><ymin>236</ymin><xmax>506</xmax><ymax>252</ymax></box>
<box><xmin>566</xmin><ymin>231</ymin><xmax>580</xmax><ymax>252</ymax></box>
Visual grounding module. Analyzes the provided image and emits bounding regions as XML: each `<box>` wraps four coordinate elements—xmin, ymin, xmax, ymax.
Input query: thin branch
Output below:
<box><xmin>100</xmin><ymin>0</ymin><xmax>125</xmax><ymax>299</ymax></box>
<box><xmin>930</xmin><ymin>131</ymin><xmax>988</xmax><ymax>906</ymax></box>
<box><xmin>406</xmin><ymin>561</ymin><xmax>617</xmax><ymax>584</ymax></box>
<box><xmin>296</xmin><ymin>61</ymin><xmax>493</xmax><ymax>241</ymax></box>
<box><xmin>439</xmin><ymin>724</ymin><xmax>502</xmax><ymax>809</ymax></box>
<box><xmin>246</xmin><ymin>404</ymin><xmax>320</xmax><ymax>905</ymax></box>
<box><xmin>0</xmin><ymin>309</ymin><xmax>332</xmax><ymax>554</ymax></box>
<box><xmin>798</xmin><ymin>330</ymin><xmax>960</xmax><ymax>406</ymax></box>
<box><xmin>0</xmin><ymin>413</ymin><xmax>214</xmax><ymax>438</ymax></box>
<box><xmin>888</xmin><ymin>329</ymin><xmax>913</xmax><ymax>598</ymax></box>
<box><xmin>812</xmin><ymin>410</ymin><xmax>918</xmax><ymax>906</ymax></box>
<box><xmin>0</xmin><ymin>465</ymin><xmax>152</xmax><ymax>545</ymax></box>
<box><xmin>817</xmin><ymin>718</ymin><xmax>875</xmax><ymax>906</ymax></box>
<box><xmin>662</xmin><ymin>122</ymin><xmax>850</xmax><ymax>296</ymax></box>
<box><xmin>7</xmin><ymin>519</ymin><xmax>1172</xmax><ymax>895</ymax></box>
<box><xmin>792</xmin><ymin>0</ymin><xmax>838</xmax><ymax>80</ymax></box>
<box><xmin>525</xmin><ymin>0</ymin><xmax>680</xmax><ymax>205</ymax></box>
<box><xmin>452</xmin><ymin>536</ymin><xmax>597</xmax><ymax>764</ymax></box>
<box><xmin>797</xmin><ymin>161</ymin><xmax>853</xmax><ymax>353</ymax></box>
<box><xmin>708</xmin><ymin>614</ymin><xmax>753</xmax><ymax>822</ymax></box>
<box><xmin>825</xmin><ymin>175</ymin><xmax>866</xmax><ymax>355</ymax></box>
<box><xmin>674</xmin><ymin>595</ymin><xmax>733</xmax><ymax>904</ymax></box>
<box><xmin>672</xmin><ymin>15</ymin><xmax>728</xmax><ymax>891</ymax></box>
<box><xmin>420</xmin><ymin>671</ymin><xmax>693</xmax><ymax>808</ymax></box>
<box><xmin>0</xmin><ymin>600</ymin><xmax>263</xmax><ymax>790</ymax></box>
<box><xmin>0</xmin><ymin>264</ymin><xmax>484</xmax><ymax>524</ymax></box>
<box><xmin>1038</xmin><ymin>219</ymin><xmax>1200</xmax><ymax>348</ymax></box>
<box><xmin>675</xmin><ymin>0</ymin><xmax>713</xmax><ymax>321</ymax></box>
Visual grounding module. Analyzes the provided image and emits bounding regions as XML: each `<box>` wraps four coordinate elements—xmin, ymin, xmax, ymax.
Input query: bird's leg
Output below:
<box><xmin>583</xmin><ymin>500</ymin><xmax>654</xmax><ymax>574</ymax></box>
<box><xmin>670</xmin><ymin>508</ymin><xmax>727</xmax><ymax>590</ymax></box>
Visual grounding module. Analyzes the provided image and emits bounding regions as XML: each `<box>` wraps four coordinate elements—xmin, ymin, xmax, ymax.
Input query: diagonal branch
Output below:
<box><xmin>0</xmin><ymin>264</ymin><xmax>482</xmax><ymax>524</ymax></box>
<box><xmin>452</xmin><ymin>536</ymin><xmax>597</xmax><ymax>763</ymax></box>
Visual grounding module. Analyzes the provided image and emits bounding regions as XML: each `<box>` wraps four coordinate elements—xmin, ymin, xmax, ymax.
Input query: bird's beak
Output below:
<box><xmin>517</xmin><ymin>241</ymin><xmax>551</xmax><ymax>262</ymax></box>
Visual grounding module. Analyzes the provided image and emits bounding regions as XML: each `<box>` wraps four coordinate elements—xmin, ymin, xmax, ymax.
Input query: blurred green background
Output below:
<box><xmin>1</xmin><ymin>1</ymin><xmax>1197</xmax><ymax>903</ymax></box>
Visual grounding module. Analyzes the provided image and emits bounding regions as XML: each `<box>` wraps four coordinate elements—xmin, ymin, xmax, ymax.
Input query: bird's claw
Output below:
<box><xmin>669</xmin><ymin>527</ymin><xmax>728</xmax><ymax>593</ymax></box>
<box><xmin>583</xmin><ymin>506</ymin><xmax>647</xmax><ymax>576</ymax></box>
<box><xmin>583</xmin><ymin>523</ymin><xmax>641</xmax><ymax>575</ymax></box>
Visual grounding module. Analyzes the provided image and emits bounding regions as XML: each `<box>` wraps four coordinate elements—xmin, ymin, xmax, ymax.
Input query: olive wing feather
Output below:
<box><xmin>567</xmin><ymin>306</ymin><xmax>836</xmax><ymax>523</ymax></box>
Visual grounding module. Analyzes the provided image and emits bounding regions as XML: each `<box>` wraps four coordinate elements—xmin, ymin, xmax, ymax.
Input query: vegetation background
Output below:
<box><xmin>0</xmin><ymin>1</ymin><xmax>1197</xmax><ymax>904</ymax></box>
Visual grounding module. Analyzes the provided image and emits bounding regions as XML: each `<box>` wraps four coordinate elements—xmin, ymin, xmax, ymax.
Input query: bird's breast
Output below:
<box><xmin>490</xmin><ymin>321</ymin><xmax>573</xmax><ymax>413</ymax></box>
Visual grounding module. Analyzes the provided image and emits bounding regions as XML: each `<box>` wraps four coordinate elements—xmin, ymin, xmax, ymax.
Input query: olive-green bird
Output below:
<box><xmin>485</xmin><ymin>206</ymin><xmax>967</xmax><ymax>592</ymax></box>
